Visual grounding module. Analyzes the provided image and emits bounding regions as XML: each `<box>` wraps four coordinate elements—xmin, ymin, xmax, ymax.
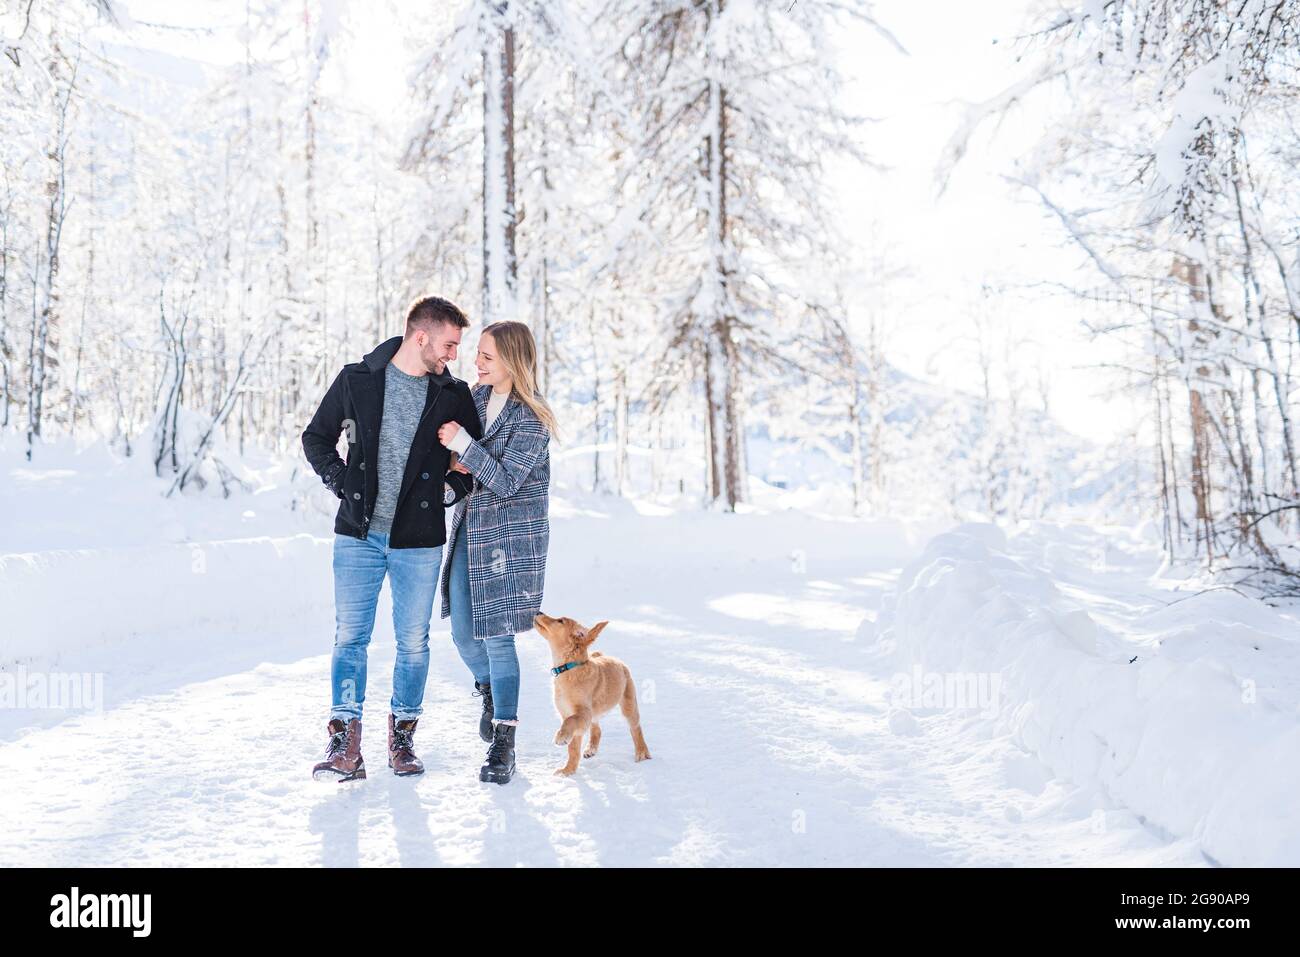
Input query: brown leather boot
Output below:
<box><xmin>312</xmin><ymin>718</ymin><xmax>366</xmax><ymax>782</ymax></box>
<box><xmin>388</xmin><ymin>713</ymin><xmax>425</xmax><ymax>776</ymax></box>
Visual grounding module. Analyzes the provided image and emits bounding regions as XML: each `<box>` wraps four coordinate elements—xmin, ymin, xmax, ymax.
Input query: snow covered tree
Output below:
<box><xmin>597</xmin><ymin>0</ymin><xmax>903</xmax><ymax>509</ymax></box>
<box><xmin>947</xmin><ymin>0</ymin><xmax>1300</xmax><ymax>590</ymax></box>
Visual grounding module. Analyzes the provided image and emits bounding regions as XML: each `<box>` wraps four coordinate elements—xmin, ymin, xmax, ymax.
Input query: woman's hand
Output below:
<box><xmin>437</xmin><ymin>421</ymin><xmax>461</xmax><ymax>447</ymax></box>
<box><xmin>448</xmin><ymin>453</ymin><xmax>470</xmax><ymax>474</ymax></box>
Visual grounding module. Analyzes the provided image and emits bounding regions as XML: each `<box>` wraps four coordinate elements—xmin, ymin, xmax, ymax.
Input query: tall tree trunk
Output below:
<box><xmin>614</xmin><ymin>365</ymin><xmax>629</xmax><ymax>496</ymax></box>
<box><xmin>70</xmin><ymin>145</ymin><xmax>97</xmax><ymax>439</ymax></box>
<box><xmin>154</xmin><ymin>292</ymin><xmax>189</xmax><ymax>478</ymax></box>
<box><xmin>850</xmin><ymin>362</ymin><xmax>867</xmax><ymax>515</ymax></box>
<box><xmin>702</xmin><ymin>335</ymin><xmax>725</xmax><ymax>504</ymax></box>
<box><xmin>866</xmin><ymin>310</ymin><xmax>885</xmax><ymax>506</ymax></box>
<box><xmin>0</xmin><ymin>180</ymin><xmax>12</xmax><ymax>430</ymax></box>
<box><xmin>482</xmin><ymin>1</ymin><xmax>517</xmax><ymax>324</ymax></box>
<box><xmin>28</xmin><ymin>37</ymin><xmax>73</xmax><ymax>460</ymax></box>
<box><xmin>587</xmin><ymin>303</ymin><xmax>602</xmax><ymax>492</ymax></box>
<box><xmin>275</xmin><ymin>115</ymin><xmax>296</xmax><ymax>452</ymax></box>
<box><xmin>535</xmin><ymin>118</ymin><xmax>552</xmax><ymax>394</ymax></box>
<box><xmin>702</xmin><ymin>0</ymin><xmax>744</xmax><ymax>509</ymax></box>
<box><xmin>303</xmin><ymin>0</ymin><xmax>326</xmax><ymax>402</ymax></box>
<box><xmin>1231</xmin><ymin>171</ymin><xmax>1298</xmax><ymax>499</ymax></box>
<box><xmin>1172</xmin><ymin>256</ymin><xmax>1217</xmax><ymax>557</ymax></box>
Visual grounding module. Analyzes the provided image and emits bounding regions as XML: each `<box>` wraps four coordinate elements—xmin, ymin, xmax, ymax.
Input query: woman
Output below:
<box><xmin>437</xmin><ymin>320</ymin><xmax>556</xmax><ymax>785</ymax></box>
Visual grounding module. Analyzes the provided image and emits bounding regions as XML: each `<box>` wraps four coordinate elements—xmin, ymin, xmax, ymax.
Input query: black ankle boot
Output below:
<box><xmin>473</xmin><ymin>681</ymin><xmax>494</xmax><ymax>742</ymax></box>
<box><xmin>479</xmin><ymin>722</ymin><xmax>516</xmax><ymax>785</ymax></box>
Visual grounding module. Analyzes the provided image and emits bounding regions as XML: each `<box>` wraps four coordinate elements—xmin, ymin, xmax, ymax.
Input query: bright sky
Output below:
<box><xmin>116</xmin><ymin>0</ymin><xmax>1135</xmax><ymax>445</ymax></box>
<box><xmin>831</xmin><ymin>0</ymin><xmax>1135</xmax><ymax>444</ymax></box>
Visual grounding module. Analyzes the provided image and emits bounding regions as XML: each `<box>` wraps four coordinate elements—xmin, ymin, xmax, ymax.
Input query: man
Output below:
<box><xmin>301</xmin><ymin>296</ymin><xmax>483</xmax><ymax>782</ymax></box>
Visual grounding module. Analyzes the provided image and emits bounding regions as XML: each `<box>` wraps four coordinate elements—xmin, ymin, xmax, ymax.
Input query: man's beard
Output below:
<box><xmin>420</xmin><ymin>350</ymin><xmax>445</xmax><ymax>374</ymax></box>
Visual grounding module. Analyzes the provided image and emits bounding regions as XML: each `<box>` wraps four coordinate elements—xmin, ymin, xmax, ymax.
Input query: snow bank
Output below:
<box><xmin>0</xmin><ymin>535</ymin><xmax>331</xmax><ymax>665</ymax></box>
<box><xmin>0</xmin><ymin>435</ymin><xmax>342</xmax><ymax>668</ymax></box>
<box><xmin>862</xmin><ymin>522</ymin><xmax>1300</xmax><ymax>867</ymax></box>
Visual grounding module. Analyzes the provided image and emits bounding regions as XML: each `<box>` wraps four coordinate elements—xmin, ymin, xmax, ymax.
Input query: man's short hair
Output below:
<box><xmin>406</xmin><ymin>296</ymin><xmax>469</xmax><ymax>336</ymax></box>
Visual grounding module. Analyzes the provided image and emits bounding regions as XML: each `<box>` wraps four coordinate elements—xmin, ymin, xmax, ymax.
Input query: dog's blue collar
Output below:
<box><xmin>550</xmin><ymin>660</ymin><xmax>587</xmax><ymax>677</ymax></box>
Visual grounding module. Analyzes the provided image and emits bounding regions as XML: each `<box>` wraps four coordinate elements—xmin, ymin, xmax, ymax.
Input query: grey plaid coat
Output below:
<box><xmin>438</xmin><ymin>384</ymin><xmax>551</xmax><ymax>640</ymax></box>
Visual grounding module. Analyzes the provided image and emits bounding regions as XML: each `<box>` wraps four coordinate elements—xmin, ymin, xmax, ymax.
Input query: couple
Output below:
<box><xmin>300</xmin><ymin>296</ymin><xmax>556</xmax><ymax>786</ymax></box>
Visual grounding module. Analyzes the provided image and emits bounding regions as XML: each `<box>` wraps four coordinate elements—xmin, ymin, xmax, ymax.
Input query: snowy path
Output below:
<box><xmin>1</xmin><ymin>509</ymin><xmax>1209</xmax><ymax>866</ymax></box>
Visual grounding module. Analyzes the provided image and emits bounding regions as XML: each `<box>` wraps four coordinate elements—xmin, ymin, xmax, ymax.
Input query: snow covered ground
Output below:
<box><xmin>2</xmin><ymin>437</ymin><xmax>1296</xmax><ymax>866</ymax></box>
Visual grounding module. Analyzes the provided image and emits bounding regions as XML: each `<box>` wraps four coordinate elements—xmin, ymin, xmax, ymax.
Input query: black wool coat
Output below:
<box><xmin>301</xmin><ymin>336</ymin><xmax>484</xmax><ymax>548</ymax></box>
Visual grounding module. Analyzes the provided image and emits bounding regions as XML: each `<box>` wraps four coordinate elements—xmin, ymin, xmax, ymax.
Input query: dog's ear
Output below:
<box><xmin>583</xmin><ymin>620</ymin><xmax>609</xmax><ymax>645</ymax></box>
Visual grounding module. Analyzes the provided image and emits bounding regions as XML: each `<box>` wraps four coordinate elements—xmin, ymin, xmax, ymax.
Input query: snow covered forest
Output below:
<box><xmin>0</xmin><ymin>0</ymin><xmax>1296</xmax><ymax>597</ymax></box>
<box><xmin>6</xmin><ymin>0</ymin><xmax>891</xmax><ymax>511</ymax></box>
<box><xmin>0</xmin><ymin>0</ymin><xmax>1296</xmax><ymax>592</ymax></box>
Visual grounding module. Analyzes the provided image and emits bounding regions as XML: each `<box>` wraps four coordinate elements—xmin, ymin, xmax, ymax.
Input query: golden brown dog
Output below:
<box><xmin>533</xmin><ymin>613</ymin><xmax>651</xmax><ymax>776</ymax></box>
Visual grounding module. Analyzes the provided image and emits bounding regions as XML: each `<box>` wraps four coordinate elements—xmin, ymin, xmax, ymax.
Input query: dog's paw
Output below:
<box><xmin>553</xmin><ymin>766</ymin><xmax>575</xmax><ymax>777</ymax></box>
<box><xmin>553</xmin><ymin>730</ymin><xmax>571</xmax><ymax>747</ymax></box>
<box><xmin>583</xmin><ymin>748</ymin><xmax>598</xmax><ymax>759</ymax></box>
<box><xmin>635</xmin><ymin>750</ymin><xmax>651</xmax><ymax>761</ymax></box>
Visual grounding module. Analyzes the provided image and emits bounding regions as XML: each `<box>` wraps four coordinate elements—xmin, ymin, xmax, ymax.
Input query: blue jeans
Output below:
<box><xmin>447</xmin><ymin>520</ymin><xmax>520</xmax><ymax>721</ymax></box>
<box><xmin>331</xmin><ymin>530</ymin><xmax>441</xmax><ymax>723</ymax></box>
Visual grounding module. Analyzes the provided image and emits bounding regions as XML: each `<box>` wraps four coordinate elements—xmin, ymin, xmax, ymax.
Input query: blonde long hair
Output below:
<box><xmin>480</xmin><ymin>321</ymin><xmax>559</xmax><ymax>439</ymax></box>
